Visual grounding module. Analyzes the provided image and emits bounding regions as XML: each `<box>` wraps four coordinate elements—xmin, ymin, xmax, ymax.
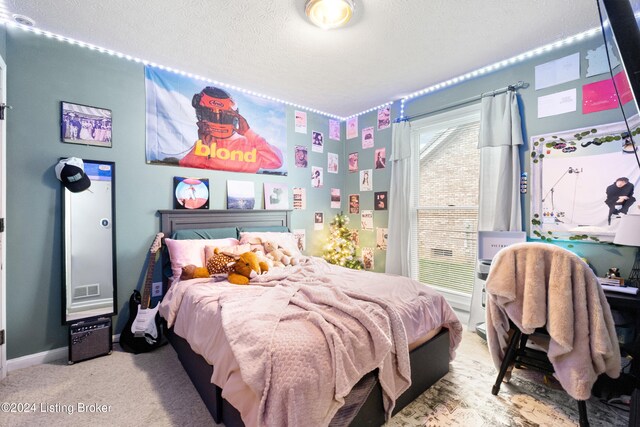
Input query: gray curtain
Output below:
<box><xmin>469</xmin><ymin>90</ymin><xmax>524</xmax><ymax>329</ymax></box>
<box><xmin>477</xmin><ymin>90</ymin><xmax>523</xmax><ymax>231</ymax></box>
<box><xmin>385</xmin><ymin>121</ymin><xmax>413</xmax><ymax>276</ymax></box>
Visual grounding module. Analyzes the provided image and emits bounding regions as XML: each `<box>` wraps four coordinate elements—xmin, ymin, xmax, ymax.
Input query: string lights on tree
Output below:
<box><xmin>323</xmin><ymin>212</ymin><xmax>363</xmax><ymax>270</ymax></box>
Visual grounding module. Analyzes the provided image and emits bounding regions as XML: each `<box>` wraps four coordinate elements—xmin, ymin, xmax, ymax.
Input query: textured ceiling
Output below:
<box><xmin>6</xmin><ymin>0</ymin><xmax>602</xmax><ymax>117</ymax></box>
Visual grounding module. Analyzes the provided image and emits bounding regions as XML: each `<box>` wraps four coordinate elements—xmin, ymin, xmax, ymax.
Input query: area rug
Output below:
<box><xmin>388</xmin><ymin>331</ymin><xmax>629</xmax><ymax>427</ymax></box>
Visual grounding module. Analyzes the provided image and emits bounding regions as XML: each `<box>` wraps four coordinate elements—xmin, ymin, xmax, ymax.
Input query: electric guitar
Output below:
<box><xmin>120</xmin><ymin>232</ymin><xmax>165</xmax><ymax>354</ymax></box>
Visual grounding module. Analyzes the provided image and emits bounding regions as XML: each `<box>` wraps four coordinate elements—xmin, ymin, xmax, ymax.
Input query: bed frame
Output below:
<box><xmin>158</xmin><ymin>209</ymin><xmax>451</xmax><ymax>426</ymax></box>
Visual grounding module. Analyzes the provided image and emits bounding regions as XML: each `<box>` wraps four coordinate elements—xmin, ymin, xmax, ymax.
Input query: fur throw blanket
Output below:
<box><xmin>485</xmin><ymin>242</ymin><xmax>620</xmax><ymax>400</ymax></box>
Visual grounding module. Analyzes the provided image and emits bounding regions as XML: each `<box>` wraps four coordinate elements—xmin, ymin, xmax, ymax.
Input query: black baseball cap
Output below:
<box><xmin>55</xmin><ymin>157</ymin><xmax>91</xmax><ymax>192</ymax></box>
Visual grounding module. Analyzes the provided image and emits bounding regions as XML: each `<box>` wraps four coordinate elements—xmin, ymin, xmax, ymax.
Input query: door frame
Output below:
<box><xmin>0</xmin><ymin>53</ymin><xmax>7</xmax><ymax>380</ymax></box>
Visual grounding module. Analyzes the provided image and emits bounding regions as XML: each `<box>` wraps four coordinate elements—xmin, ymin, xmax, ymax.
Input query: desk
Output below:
<box><xmin>605</xmin><ymin>290</ymin><xmax>640</xmax><ymax>311</ymax></box>
<box><xmin>604</xmin><ymin>290</ymin><xmax>640</xmax><ymax>427</ymax></box>
<box><xmin>604</xmin><ymin>290</ymin><xmax>640</xmax><ymax>363</ymax></box>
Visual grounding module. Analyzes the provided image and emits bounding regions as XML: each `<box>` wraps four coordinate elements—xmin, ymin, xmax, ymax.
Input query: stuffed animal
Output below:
<box><xmin>206</xmin><ymin>247</ymin><xmax>236</xmax><ymax>275</ymax></box>
<box><xmin>251</xmin><ymin>248</ymin><xmax>274</xmax><ymax>269</ymax></box>
<box><xmin>262</xmin><ymin>240</ymin><xmax>291</xmax><ymax>267</ymax></box>
<box><xmin>606</xmin><ymin>267</ymin><xmax>621</xmax><ymax>279</ymax></box>
<box><xmin>180</xmin><ymin>264</ymin><xmax>210</xmax><ymax>280</ymax></box>
<box><xmin>228</xmin><ymin>251</ymin><xmax>270</xmax><ymax>285</ymax></box>
<box><xmin>263</xmin><ymin>240</ymin><xmax>299</xmax><ymax>267</ymax></box>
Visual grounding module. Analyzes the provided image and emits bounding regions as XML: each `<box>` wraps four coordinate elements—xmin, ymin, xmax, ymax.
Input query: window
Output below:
<box><xmin>410</xmin><ymin>104</ymin><xmax>481</xmax><ymax>308</ymax></box>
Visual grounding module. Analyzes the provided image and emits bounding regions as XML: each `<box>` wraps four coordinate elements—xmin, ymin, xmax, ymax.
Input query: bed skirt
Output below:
<box><xmin>167</xmin><ymin>327</ymin><xmax>451</xmax><ymax>426</ymax></box>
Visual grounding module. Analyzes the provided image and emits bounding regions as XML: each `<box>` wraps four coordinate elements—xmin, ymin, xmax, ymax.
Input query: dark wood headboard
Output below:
<box><xmin>158</xmin><ymin>209</ymin><xmax>292</xmax><ymax>237</ymax></box>
<box><xmin>157</xmin><ymin>209</ymin><xmax>292</xmax><ymax>292</ymax></box>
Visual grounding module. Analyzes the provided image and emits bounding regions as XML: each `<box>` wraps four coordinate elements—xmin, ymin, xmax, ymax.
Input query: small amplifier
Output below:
<box><xmin>68</xmin><ymin>317</ymin><xmax>112</xmax><ymax>364</ymax></box>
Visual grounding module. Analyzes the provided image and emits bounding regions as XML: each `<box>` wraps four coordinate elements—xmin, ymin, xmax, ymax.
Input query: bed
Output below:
<box><xmin>157</xmin><ymin>209</ymin><xmax>462</xmax><ymax>426</ymax></box>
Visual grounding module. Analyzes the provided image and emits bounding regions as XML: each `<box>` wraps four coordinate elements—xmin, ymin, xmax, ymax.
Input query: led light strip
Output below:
<box><xmin>1</xmin><ymin>18</ymin><xmax>344</xmax><ymax>120</ymax></box>
<box><xmin>0</xmin><ymin>7</ymin><xmax>616</xmax><ymax>122</ymax></box>
<box><xmin>397</xmin><ymin>25</ymin><xmax>604</xmax><ymax>120</ymax></box>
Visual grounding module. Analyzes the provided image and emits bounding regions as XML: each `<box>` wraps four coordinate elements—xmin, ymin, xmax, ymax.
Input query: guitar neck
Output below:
<box><xmin>140</xmin><ymin>251</ymin><xmax>159</xmax><ymax>310</ymax></box>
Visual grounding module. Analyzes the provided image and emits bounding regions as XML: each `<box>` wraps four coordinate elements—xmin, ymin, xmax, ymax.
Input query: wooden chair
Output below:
<box><xmin>491</xmin><ymin>322</ymin><xmax>589</xmax><ymax>427</ymax></box>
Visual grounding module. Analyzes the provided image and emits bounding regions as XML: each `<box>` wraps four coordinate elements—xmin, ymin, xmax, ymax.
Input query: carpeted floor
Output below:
<box><xmin>0</xmin><ymin>330</ymin><xmax>630</xmax><ymax>426</ymax></box>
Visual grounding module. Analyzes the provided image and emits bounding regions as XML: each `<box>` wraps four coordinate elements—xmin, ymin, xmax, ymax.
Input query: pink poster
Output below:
<box><xmin>582</xmin><ymin>71</ymin><xmax>634</xmax><ymax>114</ymax></box>
<box><xmin>613</xmin><ymin>71</ymin><xmax>634</xmax><ymax>105</ymax></box>
<box><xmin>582</xmin><ymin>78</ymin><xmax>618</xmax><ymax>114</ymax></box>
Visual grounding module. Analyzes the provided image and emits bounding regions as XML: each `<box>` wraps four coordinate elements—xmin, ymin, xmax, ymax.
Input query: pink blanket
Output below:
<box><xmin>160</xmin><ymin>257</ymin><xmax>462</xmax><ymax>426</ymax></box>
<box><xmin>220</xmin><ymin>262</ymin><xmax>410</xmax><ymax>426</ymax></box>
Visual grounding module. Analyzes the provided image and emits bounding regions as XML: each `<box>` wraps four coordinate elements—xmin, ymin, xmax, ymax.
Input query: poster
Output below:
<box><xmin>583</xmin><ymin>71</ymin><xmax>634</xmax><ymax>114</ymax></box>
<box><xmin>377</xmin><ymin>106</ymin><xmax>391</xmax><ymax>130</ymax></box>
<box><xmin>349</xmin><ymin>194</ymin><xmax>360</xmax><ymax>214</ymax></box>
<box><xmin>329</xmin><ymin>119</ymin><xmax>341</xmax><ymax>140</ymax></box>
<box><xmin>173</xmin><ymin>177</ymin><xmax>209</xmax><ymax>209</ymax></box>
<box><xmin>530</xmin><ymin>114</ymin><xmax>640</xmax><ymax>241</ymax></box>
<box><xmin>351</xmin><ymin>229</ymin><xmax>359</xmax><ymax>246</ymax></box>
<box><xmin>314</xmin><ymin>212</ymin><xmax>324</xmax><ymax>230</ymax></box>
<box><xmin>327</xmin><ymin>152</ymin><xmax>339</xmax><ymax>174</ymax></box>
<box><xmin>374</xmin><ymin>147</ymin><xmax>386</xmax><ymax>169</ymax></box>
<box><xmin>331</xmin><ymin>188</ymin><xmax>341</xmax><ymax>209</ymax></box>
<box><xmin>583</xmin><ymin>78</ymin><xmax>620</xmax><ymax>114</ymax></box>
<box><xmin>361</xmin><ymin>210</ymin><xmax>373</xmax><ymax>230</ymax></box>
<box><xmin>264</xmin><ymin>183</ymin><xmax>289</xmax><ymax>209</ymax></box>
<box><xmin>295</xmin><ymin>111</ymin><xmax>307</xmax><ymax>133</ymax></box>
<box><xmin>374</xmin><ymin>191</ymin><xmax>388</xmax><ymax>210</ymax></box>
<box><xmin>312</xmin><ymin>166</ymin><xmax>324</xmax><ymax>188</ymax></box>
<box><xmin>585</xmin><ymin>43</ymin><xmax>621</xmax><ymax>78</ymax></box>
<box><xmin>293</xmin><ymin>187</ymin><xmax>306</xmax><ymax>210</ymax></box>
<box><xmin>376</xmin><ymin>228</ymin><xmax>388</xmax><ymax>250</ymax></box>
<box><xmin>145</xmin><ymin>67</ymin><xmax>287</xmax><ymax>175</ymax></box>
<box><xmin>362</xmin><ymin>127</ymin><xmax>374</xmax><ymax>149</ymax></box>
<box><xmin>362</xmin><ymin>247</ymin><xmax>374</xmax><ymax>270</ymax></box>
<box><xmin>293</xmin><ymin>229</ymin><xmax>306</xmax><ymax>252</ymax></box>
<box><xmin>295</xmin><ymin>145</ymin><xmax>308</xmax><ymax>168</ymax></box>
<box><xmin>360</xmin><ymin>169</ymin><xmax>372</xmax><ymax>191</ymax></box>
<box><xmin>537</xmin><ymin>88</ymin><xmax>577</xmax><ymax>118</ymax></box>
<box><xmin>227</xmin><ymin>180</ymin><xmax>255</xmax><ymax>209</ymax></box>
<box><xmin>534</xmin><ymin>52</ymin><xmax>580</xmax><ymax>90</ymax></box>
<box><xmin>312</xmin><ymin>131</ymin><xmax>324</xmax><ymax>153</ymax></box>
<box><xmin>347</xmin><ymin>116</ymin><xmax>358</xmax><ymax>139</ymax></box>
<box><xmin>348</xmin><ymin>152</ymin><xmax>359</xmax><ymax>173</ymax></box>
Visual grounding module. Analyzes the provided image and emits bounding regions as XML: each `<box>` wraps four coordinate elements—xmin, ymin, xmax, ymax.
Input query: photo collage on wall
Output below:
<box><xmin>294</xmin><ymin>112</ymin><xmax>347</xmax><ymax>220</ymax></box>
<box><xmin>346</xmin><ymin>105</ymin><xmax>393</xmax><ymax>268</ymax></box>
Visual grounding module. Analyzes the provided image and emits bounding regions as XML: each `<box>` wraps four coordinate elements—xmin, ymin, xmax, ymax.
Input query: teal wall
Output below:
<box><xmin>5</xmin><ymin>24</ymin><xmax>638</xmax><ymax>359</ymax></box>
<box><xmin>5</xmin><ymin>28</ymin><xmax>342</xmax><ymax>359</ymax></box>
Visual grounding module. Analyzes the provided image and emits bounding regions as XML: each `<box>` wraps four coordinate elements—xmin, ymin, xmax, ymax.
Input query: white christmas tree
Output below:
<box><xmin>323</xmin><ymin>212</ymin><xmax>363</xmax><ymax>269</ymax></box>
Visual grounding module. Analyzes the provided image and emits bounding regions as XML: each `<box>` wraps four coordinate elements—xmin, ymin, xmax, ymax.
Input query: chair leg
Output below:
<box><xmin>577</xmin><ymin>400</ymin><xmax>589</xmax><ymax>427</ymax></box>
<box><xmin>492</xmin><ymin>328</ymin><xmax>522</xmax><ymax>395</ymax></box>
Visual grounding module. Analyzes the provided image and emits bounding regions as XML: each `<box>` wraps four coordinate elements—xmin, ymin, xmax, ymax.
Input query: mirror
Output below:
<box><xmin>62</xmin><ymin>160</ymin><xmax>117</xmax><ymax>323</ymax></box>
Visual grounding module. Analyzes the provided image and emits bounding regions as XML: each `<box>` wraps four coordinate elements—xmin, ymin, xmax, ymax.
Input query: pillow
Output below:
<box><xmin>171</xmin><ymin>227</ymin><xmax>238</xmax><ymax>240</ymax></box>
<box><xmin>239</xmin><ymin>232</ymin><xmax>301</xmax><ymax>257</ymax></box>
<box><xmin>204</xmin><ymin>243</ymin><xmax>251</xmax><ymax>264</ymax></box>
<box><xmin>165</xmin><ymin>237</ymin><xmax>239</xmax><ymax>280</ymax></box>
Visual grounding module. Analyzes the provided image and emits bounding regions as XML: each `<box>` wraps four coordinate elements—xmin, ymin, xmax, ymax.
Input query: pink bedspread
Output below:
<box><xmin>160</xmin><ymin>257</ymin><xmax>461</xmax><ymax>427</ymax></box>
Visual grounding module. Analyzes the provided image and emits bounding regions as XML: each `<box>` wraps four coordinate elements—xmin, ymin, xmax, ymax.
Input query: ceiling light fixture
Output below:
<box><xmin>305</xmin><ymin>0</ymin><xmax>354</xmax><ymax>30</ymax></box>
<box><xmin>12</xmin><ymin>14</ymin><xmax>34</xmax><ymax>26</ymax></box>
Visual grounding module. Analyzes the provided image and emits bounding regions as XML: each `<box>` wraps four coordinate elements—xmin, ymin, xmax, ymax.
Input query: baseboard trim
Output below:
<box><xmin>7</xmin><ymin>347</ymin><xmax>67</xmax><ymax>372</ymax></box>
<box><xmin>7</xmin><ymin>334</ymin><xmax>120</xmax><ymax>372</ymax></box>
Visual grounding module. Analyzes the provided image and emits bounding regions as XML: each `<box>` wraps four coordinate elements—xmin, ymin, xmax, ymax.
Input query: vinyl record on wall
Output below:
<box><xmin>174</xmin><ymin>177</ymin><xmax>209</xmax><ymax>209</ymax></box>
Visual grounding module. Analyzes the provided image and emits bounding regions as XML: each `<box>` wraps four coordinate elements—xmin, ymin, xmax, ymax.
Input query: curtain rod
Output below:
<box><xmin>396</xmin><ymin>80</ymin><xmax>529</xmax><ymax>123</ymax></box>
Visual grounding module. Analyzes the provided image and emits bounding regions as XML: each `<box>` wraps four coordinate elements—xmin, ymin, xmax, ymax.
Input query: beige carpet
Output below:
<box><xmin>0</xmin><ymin>331</ymin><xmax>630</xmax><ymax>426</ymax></box>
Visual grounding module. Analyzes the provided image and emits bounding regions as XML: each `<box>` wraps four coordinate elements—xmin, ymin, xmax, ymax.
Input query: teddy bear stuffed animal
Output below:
<box><xmin>262</xmin><ymin>240</ymin><xmax>292</xmax><ymax>267</ymax></box>
<box><xmin>228</xmin><ymin>251</ymin><xmax>270</xmax><ymax>285</ymax></box>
